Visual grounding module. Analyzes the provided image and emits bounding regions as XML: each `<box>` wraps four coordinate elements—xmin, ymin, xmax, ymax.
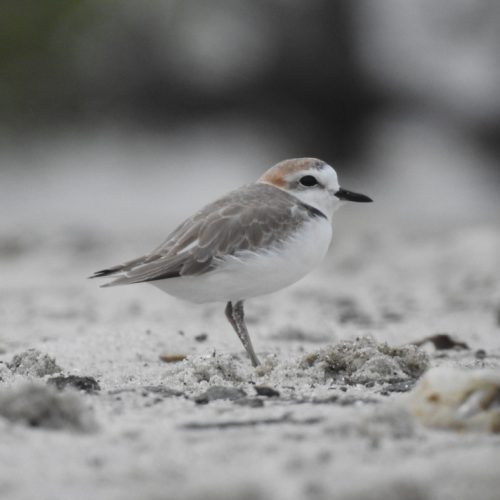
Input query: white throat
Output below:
<box><xmin>289</xmin><ymin>188</ymin><xmax>341</xmax><ymax>221</ymax></box>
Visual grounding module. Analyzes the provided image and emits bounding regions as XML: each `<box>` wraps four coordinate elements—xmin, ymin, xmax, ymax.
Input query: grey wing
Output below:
<box><xmin>89</xmin><ymin>217</ymin><xmax>193</xmax><ymax>281</ymax></box>
<box><xmin>91</xmin><ymin>184</ymin><xmax>315</xmax><ymax>286</ymax></box>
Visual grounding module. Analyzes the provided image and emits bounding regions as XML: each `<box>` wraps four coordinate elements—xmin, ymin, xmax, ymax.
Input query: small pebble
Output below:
<box><xmin>255</xmin><ymin>386</ymin><xmax>280</xmax><ymax>398</ymax></box>
<box><xmin>475</xmin><ymin>349</ymin><xmax>487</xmax><ymax>360</ymax></box>
<box><xmin>195</xmin><ymin>385</ymin><xmax>246</xmax><ymax>405</ymax></box>
<box><xmin>194</xmin><ymin>333</ymin><xmax>208</xmax><ymax>342</ymax></box>
<box><xmin>234</xmin><ymin>398</ymin><xmax>264</xmax><ymax>408</ymax></box>
<box><xmin>48</xmin><ymin>376</ymin><xmax>101</xmax><ymax>394</ymax></box>
<box><xmin>382</xmin><ymin>381</ymin><xmax>415</xmax><ymax>393</ymax></box>
<box><xmin>312</xmin><ymin>395</ymin><xmax>339</xmax><ymax>404</ymax></box>
<box><xmin>142</xmin><ymin>385</ymin><xmax>184</xmax><ymax>397</ymax></box>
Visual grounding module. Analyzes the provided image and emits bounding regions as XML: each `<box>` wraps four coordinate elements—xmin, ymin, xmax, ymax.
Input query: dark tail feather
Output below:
<box><xmin>88</xmin><ymin>255</ymin><xmax>149</xmax><ymax>280</ymax></box>
<box><xmin>88</xmin><ymin>265</ymin><xmax>125</xmax><ymax>279</ymax></box>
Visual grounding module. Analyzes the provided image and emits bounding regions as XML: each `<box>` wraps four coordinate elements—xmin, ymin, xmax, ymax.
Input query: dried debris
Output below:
<box><xmin>8</xmin><ymin>349</ymin><xmax>62</xmax><ymax>377</ymax></box>
<box><xmin>303</xmin><ymin>337</ymin><xmax>429</xmax><ymax>386</ymax></box>
<box><xmin>159</xmin><ymin>354</ymin><xmax>187</xmax><ymax>363</ymax></box>
<box><xmin>170</xmin><ymin>352</ymin><xmax>248</xmax><ymax>385</ymax></box>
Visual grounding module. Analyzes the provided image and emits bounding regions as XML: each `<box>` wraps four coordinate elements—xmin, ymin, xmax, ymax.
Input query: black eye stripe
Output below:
<box><xmin>299</xmin><ymin>175</ymin><xmax>318</xmax><ymax>187</ymax></box>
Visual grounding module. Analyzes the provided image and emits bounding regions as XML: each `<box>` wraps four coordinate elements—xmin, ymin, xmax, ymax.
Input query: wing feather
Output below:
<box><xmin>92</xmin><ymin>184</ymin><xmax>325</xmax><ymax>286</ymax></box>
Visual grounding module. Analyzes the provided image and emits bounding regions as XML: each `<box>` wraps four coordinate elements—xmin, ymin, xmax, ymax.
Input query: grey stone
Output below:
<box><xmin>195</xmin><ymin>385</ymin><xmax>246</xmax><ymax>404</ymax></box>
<box><xmin>48</xmin><ymin>375</ymin><xmax>101</xmax><ymax>393</ymax></box>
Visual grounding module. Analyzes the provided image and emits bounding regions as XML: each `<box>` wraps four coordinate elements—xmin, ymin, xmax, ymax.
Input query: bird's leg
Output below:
<box><xmin>225</xmin><ymin>301</ymin><xmax>261</xmax><ymax>367</ymax></box>
<box><xmin>225</xmin><ymin>301</ymin><xmax>238</xmax><ymax>335</ymax></box>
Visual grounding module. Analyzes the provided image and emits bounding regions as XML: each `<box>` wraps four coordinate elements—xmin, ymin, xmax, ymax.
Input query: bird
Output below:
<box><xmin>90</xmin><ymin>158</ymin><xmax>372</xmax><ymax>367</ymax></box>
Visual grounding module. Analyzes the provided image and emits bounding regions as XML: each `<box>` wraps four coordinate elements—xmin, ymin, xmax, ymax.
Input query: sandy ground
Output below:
<box><xmin>1</xmin><ymin>140</ymin><xmax>500</xmax><ymax>500</ymax></box>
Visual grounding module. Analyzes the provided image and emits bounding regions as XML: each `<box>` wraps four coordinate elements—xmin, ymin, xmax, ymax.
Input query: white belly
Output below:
<box><xmin>152</xmin><ymin>218</ymin><xmax>332</xmax><ymax>303</ymax></box>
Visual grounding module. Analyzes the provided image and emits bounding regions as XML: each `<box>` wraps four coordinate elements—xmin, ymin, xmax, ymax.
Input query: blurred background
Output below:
<box><xmin>1</xmin><ymin>0</ymin><xmax>500</xmax><ymax>241</ymax></box>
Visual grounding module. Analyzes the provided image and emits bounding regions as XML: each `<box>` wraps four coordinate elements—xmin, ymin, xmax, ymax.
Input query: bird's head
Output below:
<box><xmin>258</xmin><ymin>158</ymin><xmax>372</xmax><ymax>219</ymax></box>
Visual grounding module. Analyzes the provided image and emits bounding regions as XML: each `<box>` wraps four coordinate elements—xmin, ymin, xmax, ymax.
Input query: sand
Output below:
<box><xmin>1</xmin><ymin>140</ymin><xmax>500</xmax><ymax>500</ymax></box>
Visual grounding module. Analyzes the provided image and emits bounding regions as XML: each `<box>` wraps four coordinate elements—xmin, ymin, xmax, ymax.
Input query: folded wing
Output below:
<box><xmin>90</xmin><ymin>184</ymin><xmax>321</xmax><ymax>286</ymax></box>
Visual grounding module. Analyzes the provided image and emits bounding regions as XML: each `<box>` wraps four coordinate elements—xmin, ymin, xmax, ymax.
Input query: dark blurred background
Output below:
<box><xmin>2</xmin><ymin>0</ymin><xmax>500</xmax><ymax>234</ymax></box>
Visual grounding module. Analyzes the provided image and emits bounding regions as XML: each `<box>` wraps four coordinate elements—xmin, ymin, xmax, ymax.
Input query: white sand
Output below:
<box><xmin>1</xmin><ymin>137</ymin><xmax>500</xmax><ymax>500</ymax></box>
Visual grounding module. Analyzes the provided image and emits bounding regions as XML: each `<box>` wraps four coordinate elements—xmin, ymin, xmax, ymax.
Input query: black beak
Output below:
<box><xmin>335</xmin><ymin>188</ymin><xmax>373</xmax><ymax>203</ymax></box>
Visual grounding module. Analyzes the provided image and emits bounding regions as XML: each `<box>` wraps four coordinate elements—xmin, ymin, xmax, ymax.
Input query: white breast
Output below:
<box><xmin>152</xmin><ymin>217</ymin><xmax>332</xmax><ymax>303</ymax></box>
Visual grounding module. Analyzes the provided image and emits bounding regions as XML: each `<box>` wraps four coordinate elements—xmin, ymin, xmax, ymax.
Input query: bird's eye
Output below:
<box><xmin>299</xmin><ymin>175</ymin><xmax>318</xmax><ymax>187</ymax></box>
